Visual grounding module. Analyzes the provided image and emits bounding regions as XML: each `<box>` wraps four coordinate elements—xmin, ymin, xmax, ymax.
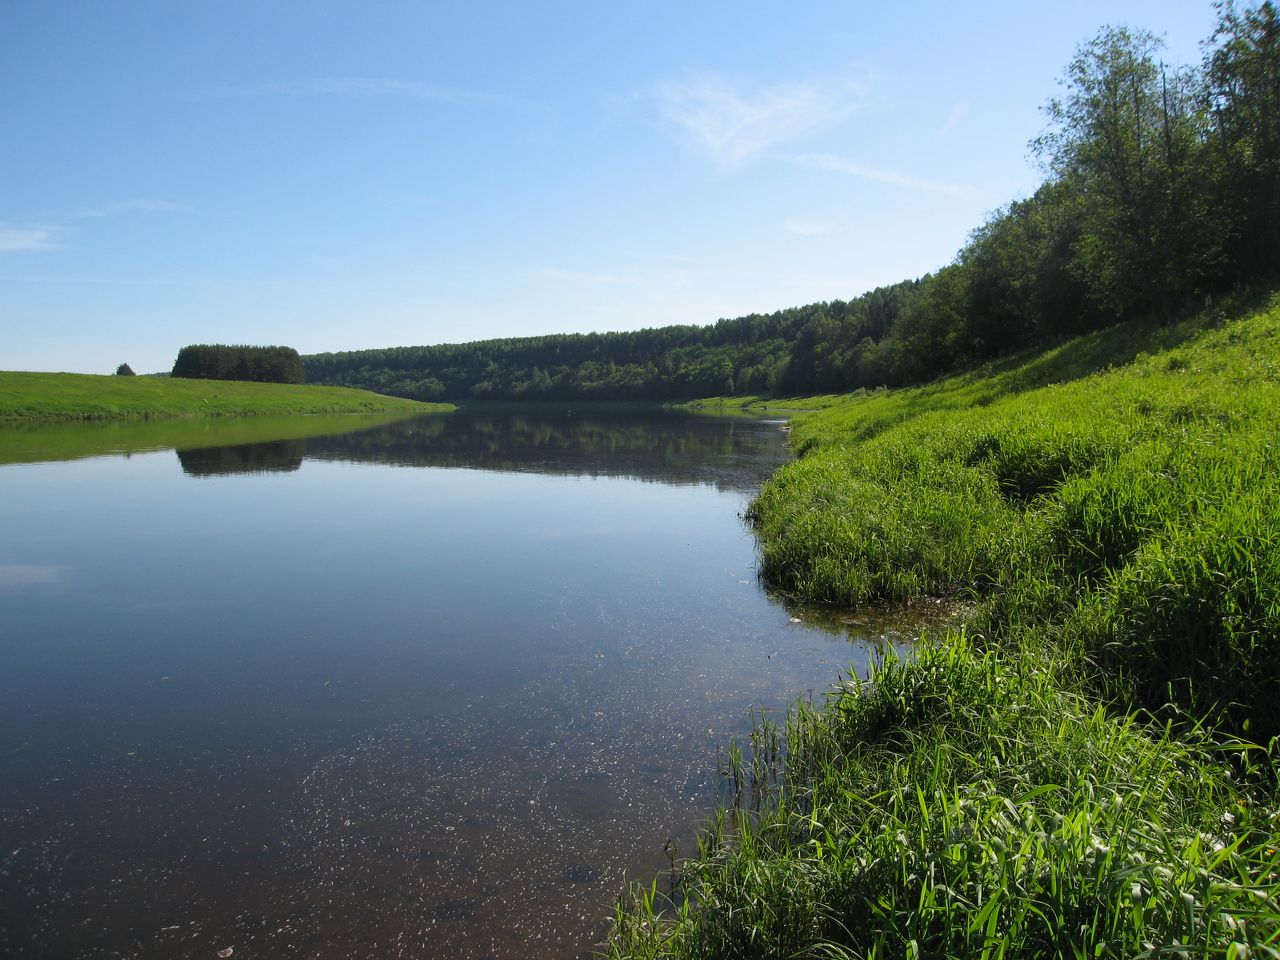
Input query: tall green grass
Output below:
<box><xmin>611</xmin><ymin>636</ymin><xmax>1280</xmax><ymax>959</ymax></box>
<box><xmin>610</xmin><ymin>289</ymin><xmax>1280</xmax><ymax>958</ymax></box>
<box><xmin>750</xmin><ymin>290</ymin><xmax>1280</xmax><ymax>733</ymax></box>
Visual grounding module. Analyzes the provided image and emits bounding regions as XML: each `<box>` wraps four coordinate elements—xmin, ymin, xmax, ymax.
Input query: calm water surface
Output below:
<box><xmin>0</xmin><ymin>411</ymin><xmax>897</xmax><ymax>959</ymax></box>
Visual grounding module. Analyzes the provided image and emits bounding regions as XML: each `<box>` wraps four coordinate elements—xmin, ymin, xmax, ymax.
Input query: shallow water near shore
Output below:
<box><xmin>0</xmin><ymin>410</ymin><xmax>895</xmax><ymax>959</ymax></box>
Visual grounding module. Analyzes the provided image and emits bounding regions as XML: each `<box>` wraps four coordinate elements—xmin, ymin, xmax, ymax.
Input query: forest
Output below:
<box><xmin>307</xmin><ymin>4</ymin><xmax>1278</xmax><ymax>403</ymax></box>
<box><xmin>173</xmin><ymin>344</ymin><xmax>306</xmax><ymax>385</ymax></box>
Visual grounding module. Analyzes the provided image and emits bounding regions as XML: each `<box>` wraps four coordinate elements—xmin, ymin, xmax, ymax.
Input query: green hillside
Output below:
<box><xmin>609</xmin><ymin>289</ymin><xmax>1280</xmax><ymax>957</ymax></box>
<box><xmin>0</xmin><ymin>371</ymin><xmax>448</xmax><ymax>421</ymax></box>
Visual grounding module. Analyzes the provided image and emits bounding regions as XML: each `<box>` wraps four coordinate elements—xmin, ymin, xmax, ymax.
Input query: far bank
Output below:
<box><xmin>0</xmin><ymin>371</ymin><xmax>449</xmax><ymax>421</ymax></box>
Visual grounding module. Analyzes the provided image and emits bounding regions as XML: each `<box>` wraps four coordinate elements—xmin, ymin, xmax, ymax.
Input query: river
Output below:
<box><xmin>0</xmin><ymin>409</ymin><xmax>899</xmax><ymax>959</ymax></box>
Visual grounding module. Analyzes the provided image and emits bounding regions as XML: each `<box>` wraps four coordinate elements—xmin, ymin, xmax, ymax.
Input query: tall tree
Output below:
<box><xmin>1206</xmin><ymin>1</ymin><xmax>1280</xmax><ymax>281</ymax></box>
<box><xmin>1034</xmin><ymin>27</ymin><xmax>1219</xmax><ymax>319</ymax></box>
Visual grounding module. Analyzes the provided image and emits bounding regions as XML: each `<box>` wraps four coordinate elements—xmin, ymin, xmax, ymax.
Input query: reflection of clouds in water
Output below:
<box><xmin>0</xmin><ymin>563</ymin><xmax>67</xmax><ymax>586</ymax></box>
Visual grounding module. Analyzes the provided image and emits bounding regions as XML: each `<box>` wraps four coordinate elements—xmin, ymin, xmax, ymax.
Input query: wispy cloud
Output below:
<box><xmin>655</xmin><ymin>73</ymin><xmax>866</xmax><ymax>166</ymax></box>
<box><xmin>0</xmin><ymin>273</ymin><xmax>194</xmax><ymax>285</ymax></box>
<box><xmin>0</xmin><ymin>200</ymin><xmax>185</xmax><ymax>255</ymax></box>
<box><xmin>71</xmin><ymin>198</ymin><xmax>189</xmax><ymax>219</ymax></box>
<box><xmin>937</xmin><ymin>101</ymin><xmax>970</xmax><ymax>139</ymax></box>
<box><xmin>793</xmin><ymin>153</ymin><xmax>978</xmax><ymax>197</ymax></box>
<box><xmin>531</xmin><ymin>267</ymin><xmax>637</xmax><ymax>286</ymax></box>
<box><xmin>0</xmin><ymin>225</ymin><xmax>59</xmax><ymax>254</ymax></box>
<box><xmin>193</xmin><ymin>77</ymin><xmax>506</xmax><ymax>106</ymax></box>
<box><xmin>784</xmin><ymin>217</ymin><xmax>839</xmax><ymax>237</ymax></box>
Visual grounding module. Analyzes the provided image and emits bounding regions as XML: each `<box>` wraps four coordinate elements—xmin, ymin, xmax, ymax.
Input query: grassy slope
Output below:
<box><xmin>0</xmin><ymin>371</ymin><xmax>449</xmax><ymax>421</ymax></box>
<box><xmin>611</xmin><ymin>290</ymin><xmax>1280</xmax><ymax>958</ymax></box>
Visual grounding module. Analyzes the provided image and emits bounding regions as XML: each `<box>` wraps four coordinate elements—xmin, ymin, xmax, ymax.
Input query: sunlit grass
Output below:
<box><xmin>0</xmin><ymin>370</ymin><xmax>448</xmax><ymax>421</ymax></box>
<box><xmin>610</xmin><ymin>636</ymin><xmax>1280</xmax><ymax>959</ymax></box>
<box><xmin>610</xmin><ymin>288</ymin><xmax>1280</xmax><ymax>959</ymax></box>
<box><xmin>751</xmin><ymin>288</ymin><xmax>1280</xmax><ymax>732</ymax></box>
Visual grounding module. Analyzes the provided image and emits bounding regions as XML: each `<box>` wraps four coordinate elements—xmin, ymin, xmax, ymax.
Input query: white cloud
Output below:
<box><xmin>72</xmin><ymin>198</ymin><xmax>189</xmax><ymax>219</ymax></box>
<box><xmin>0</xmin><ymin>274</ymin><xmax>192</xmax><ymax>285</ymax></box>
<box><xmin>194</xmin><ymin>77</ymin><xmax>504</xmax><ymax>106</ymax></box>
<box><xmin>0</xmin><ymin>200</ymin><xmax>185</xmax><ymax>255</ymax></box>
<box><xmin>784</xmin><ymin>217</ymin><xmax>839</xmax><ymax>237</ymax></box>
<box><xmin>937</xmin><ymin>101</ymin><xmax>970</xmax><ymax>138</ymax></box>
<box><xmin>793</xmin><ymin>153</ymin><xmax>978</xmax><ymax>197</ymax></box>
<box><xmin>531</xmin><ymin>267</ymin><xmax>636</xmax><ymax>286</ymax></box>
<box><xmin>656</xmin><ymin>73</ymin><xmax>866</xmax><ymax>165</ymax></box>
<box><xmin>0</xmin><ymin>225</ymin><xmax>58</xmax><ymax>253</ymax></box>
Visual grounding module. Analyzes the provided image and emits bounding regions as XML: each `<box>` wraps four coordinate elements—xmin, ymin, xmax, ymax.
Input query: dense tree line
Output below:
<box><xmin>306</xmin><ymin>2</ymin><xmax>1279</xmax><ymax>402</ymax></box>
<box><xmin>172</xmin><ymin>344</ymin><xmax>306</xmax><ymax>384</ymax></box>
<box><xmin>305</xmin><ymin>280</ymin><xmax>921</xmax><ymax>401</ymax></box>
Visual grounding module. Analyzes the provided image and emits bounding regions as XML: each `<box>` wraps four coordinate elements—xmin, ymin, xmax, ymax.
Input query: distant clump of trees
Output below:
<box><xmin>172</xmin><ymin>344</ymin><xmax>305</xmax><ymax>384</ymax></box>
<box><xmin>307</xmin><ymin>2</ymin><xmax>1280</xmax><ymax>402</ymax></box>
<box><xmin>115</xmin><ymin>363</ymin><xmax>136</xmax><ymax>376</ymax></box>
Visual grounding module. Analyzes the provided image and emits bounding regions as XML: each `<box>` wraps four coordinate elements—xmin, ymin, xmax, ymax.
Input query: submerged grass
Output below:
<box><xmin>0</xmin><ymin>370</ymin><xmax>447</xmax><ymax>421</ymax></box>
<box><xmin>609</xmin><ymin>288</ymin><xmax>1280</xmax><ymax>958</ymax></box>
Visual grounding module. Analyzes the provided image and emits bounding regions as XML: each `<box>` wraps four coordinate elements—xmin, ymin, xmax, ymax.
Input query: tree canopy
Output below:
<box><xmin>173</xmin><ymin>344</ymin><xmax>306</xmax><ymax>384</ymax></box>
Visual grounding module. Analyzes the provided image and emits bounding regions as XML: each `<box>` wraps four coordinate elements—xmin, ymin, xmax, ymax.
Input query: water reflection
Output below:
<box><xmin>0</xmin><ymin>412</ymin><xmax>420</xmax><ymax>467</ymax></box>
<box><xmin>176</xmin><ymin>438</ymin><xmax>306</xmax><ymax>476</ymax></box>
<box><xmin>0</xmin><ymin>563</ymin><xmax>67</xmax><ymax>587</ymax></box>
<box><xmin>0</xmin><ymin>409</ymin><xmax>910</xmax><ymax>960</ymax></box>
<box><xmin>168</xmin><ymin>410</ymin><xmax>793</xmax><ymax>491</ymax></box>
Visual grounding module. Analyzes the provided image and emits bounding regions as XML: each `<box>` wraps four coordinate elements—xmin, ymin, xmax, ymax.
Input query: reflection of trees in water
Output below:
<box><xmin>303</xmin><ymin>412</ymin><xmax>791</xmax><ymax>491</ymax></box>
<box><xmin>168</xmin><ymin>412</ymin><xmax>792</xmax><ymax>490</ymax></box>
<box><xmin>176</xmin><ymin>439</ymin><xmax>306</xmax><ymax>477</ymax></box>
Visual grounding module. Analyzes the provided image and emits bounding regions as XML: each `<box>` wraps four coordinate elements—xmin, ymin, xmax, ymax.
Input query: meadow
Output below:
<box><xmin>611</xmin><ymin>288</ymin><xmax>1280</xmax><ymax>957</ymax></box>
<box><xmin>0</xmin><ymin>371</ymin><xmax>445</xmax><ymax>421</ymax></box>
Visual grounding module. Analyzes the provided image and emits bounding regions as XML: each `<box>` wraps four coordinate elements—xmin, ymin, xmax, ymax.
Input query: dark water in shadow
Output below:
<box><xmin>0</xmin><ymin>410</ymin><xmax>901</xmax><ymax>959</ymax></box>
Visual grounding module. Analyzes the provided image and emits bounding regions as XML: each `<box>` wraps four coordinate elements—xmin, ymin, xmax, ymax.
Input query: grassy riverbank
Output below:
<box><xmin>0</xmin><ymin>371</ymin><xmax>446</xmax><ymax>421</ymax></box>
<box><xmin>610</xmin><ymin>289</ymin><xmax>1280</xmax><ymax>957</ymax></box>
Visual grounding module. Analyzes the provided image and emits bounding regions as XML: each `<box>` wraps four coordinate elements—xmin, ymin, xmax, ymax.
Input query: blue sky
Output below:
<box><xmin>2</xmin><ymin>1</ymin><xmax>1217</xmax><ymax>374</ymax></box>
